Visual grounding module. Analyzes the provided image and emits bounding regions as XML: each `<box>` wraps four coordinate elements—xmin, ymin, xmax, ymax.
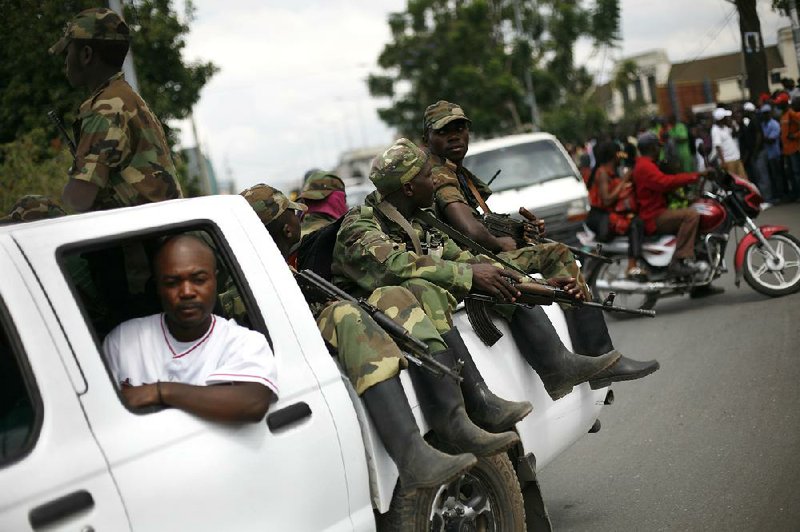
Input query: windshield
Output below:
<box><xmin>464</xmin><ymin>139</ymin><xmax>579</xmax><ymax>192</ymax></box>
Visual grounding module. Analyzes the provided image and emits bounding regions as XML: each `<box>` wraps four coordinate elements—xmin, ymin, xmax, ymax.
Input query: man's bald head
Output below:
<box><xmin>154</xmin><ymin>234</ymin><xmax>217</xmax><ymax>276</ymax></box>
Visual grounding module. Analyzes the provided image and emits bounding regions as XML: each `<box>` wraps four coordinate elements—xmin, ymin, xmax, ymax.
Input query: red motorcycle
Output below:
<box><xmin>580</xmin><ymin>170</ymin><xmax>800</xmax><ymax>310</ymax></box>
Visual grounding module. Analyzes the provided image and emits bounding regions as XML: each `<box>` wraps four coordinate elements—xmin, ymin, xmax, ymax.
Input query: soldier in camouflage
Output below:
<box><xmin>50</xmin><ymin>8</ymin><xmax>182</xmax><ymax>212</ymax></box>
<box><xmin>231</xmin><ymin>184</ymin><xmax>526</xmax><ymax>490</ymax></box>
<box><xmin>332</xmin><ymin>139</ymin><xmax>659</xmax><ymax>408</ymax></box>
<box><xmin>298</xmin><ymin>170</ymin><xmax>348</xmax><ymax>238</ymax></box>
<box><xmin>422</xmin><ymin>101</ymin><xmax>660</xmax><ymax>387</ymax></box>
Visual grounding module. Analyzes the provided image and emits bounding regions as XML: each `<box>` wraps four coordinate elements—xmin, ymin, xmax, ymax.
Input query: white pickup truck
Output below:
<box><xmin>0</xmin><ymin>195</ymin><xmax>612</xmax><ymax>531</ymax></box>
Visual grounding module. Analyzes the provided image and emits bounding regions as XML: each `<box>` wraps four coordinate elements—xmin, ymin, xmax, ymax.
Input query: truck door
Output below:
<box><xmin>11</xmin><ymin>208</ymin><xmax>366</xmax><ymax>531</ymax></box>
<box><xmin>0</xmin><ymin>243</ymin><xmax>129</xmax><ymax>531</ymax></box>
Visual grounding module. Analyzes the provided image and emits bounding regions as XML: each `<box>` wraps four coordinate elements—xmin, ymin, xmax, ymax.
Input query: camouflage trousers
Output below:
<box><xmin>316</xmin><ymin>285</ymin><xmax>447</xmax><ymax>395</ymax></box>
<box><xmin>499</xmin><ymin>241</ymin><xmax>591</xmax><ymax>301</ymax></box>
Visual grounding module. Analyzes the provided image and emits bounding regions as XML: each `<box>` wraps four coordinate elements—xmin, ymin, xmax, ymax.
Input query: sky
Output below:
<box><xmin>171</xmin><ymin>0</ymin><xmax>791</xmax><ymax>193</ymax></box>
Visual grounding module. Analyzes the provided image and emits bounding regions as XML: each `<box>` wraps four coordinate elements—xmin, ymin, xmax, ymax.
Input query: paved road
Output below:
<box><xmin>539</xmin><ymin>203</ymin><xmax>800</xmax><ymax>531</ymax></box>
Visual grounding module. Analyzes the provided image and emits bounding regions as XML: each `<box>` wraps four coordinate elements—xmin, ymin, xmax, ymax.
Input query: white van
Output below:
<box><xmin>463</xmin><ymin>132</ymin><xmax>589</xmax><ymax>245</ymax></box>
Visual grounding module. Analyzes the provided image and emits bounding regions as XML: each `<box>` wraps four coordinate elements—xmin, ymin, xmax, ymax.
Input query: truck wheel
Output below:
<box><xmin>377</xmin><ymin>453</ymin><xmax>525</xmax><ymax>532</ymax></box>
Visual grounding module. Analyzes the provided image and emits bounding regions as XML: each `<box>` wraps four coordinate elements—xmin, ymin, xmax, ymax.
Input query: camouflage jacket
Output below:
<box><xmin>71</xmin><ymin>72</ymin><xmax>182</xmax><ymax>210</ymax></box>
<box><xmin>332</xmin><ymin>191</ymin><xmax>481</xmax><ymax>301</ymax></box>
<box><xmin>431</xmin><ymin>158</ymin><xmax>493</xmax><ymax>218</ymax></box>
<box><xmin>301</xmin><ymin>212</ymin><xmax>335</xmax><ymax>238</ymax></box>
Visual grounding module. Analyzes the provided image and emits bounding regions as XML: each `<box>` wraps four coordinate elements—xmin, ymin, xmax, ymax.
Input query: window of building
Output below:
<box><xmin>647</xmin><ymin>75</ymin><xmax>658</xmax><ymax>104</ymax></box>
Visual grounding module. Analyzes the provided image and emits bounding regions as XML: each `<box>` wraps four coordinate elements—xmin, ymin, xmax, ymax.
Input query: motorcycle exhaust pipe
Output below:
<box><xmin>595</xmin><ymin>278</ymin><xmax>663</xmax><ymax>293</ymax></box>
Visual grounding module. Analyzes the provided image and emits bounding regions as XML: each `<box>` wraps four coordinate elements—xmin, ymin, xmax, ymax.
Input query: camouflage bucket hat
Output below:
<box><xmin>240</xmin><ymin>184</ymin><xmax>307</xmax><ymax>225</ymax></box>
<box><xmin>369</xmin><ymin>139</ymin><xmax>429</xmax><ymax>196</ymax></box>
<box><xmin>0</xmin><ymin>195</ymin><xmax>67</xmax><ymax>224</ymax></box>
<box><xmin>423</xmin><ymin>100</ymin><xmax>471</xmax><ymax>134</ymax></box>
<box><xmin>49</xmin><ymin>8</ymin><xmax>131</xmax><ymax>55</ymax></box>
<box><xmin>299</xmin><ymin>171</ymin><xmax>345</xmax><ymax>201</ymax></box>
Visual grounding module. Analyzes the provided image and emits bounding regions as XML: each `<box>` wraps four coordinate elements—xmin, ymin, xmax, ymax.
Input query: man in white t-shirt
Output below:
<box><xmin>103</xmin><ymin>234</ymin><xmax>277</xmax><ymax>422</ymax></box>
<box><xmin>711</xmin><ymin>107</ymin><xmax>749</xmax><ymax>180</ymax></box>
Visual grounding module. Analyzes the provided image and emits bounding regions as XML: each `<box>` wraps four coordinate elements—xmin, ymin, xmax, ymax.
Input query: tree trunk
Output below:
<box><xmin>735</xmin><ymin>0</ymin><xmax>769</xmax><ymax>99</ymax></box>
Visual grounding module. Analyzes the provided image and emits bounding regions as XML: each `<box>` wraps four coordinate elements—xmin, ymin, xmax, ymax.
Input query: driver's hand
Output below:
<box><xmin>121</xmin><ymin>382</ymin><xmax>160</xmax><ymax>408</ymax></box>
<box><xmin>470</xmin><ymin>264</ymin><xmax>522</xmax><ymax>302</ymax></box>
<box><xmin>546</xmin><ymin>276</ymin><xmax>585</xmax><ymax>301</ymax></box>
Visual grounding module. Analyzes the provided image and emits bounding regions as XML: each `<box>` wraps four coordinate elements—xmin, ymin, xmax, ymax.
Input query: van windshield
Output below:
<box><xmin>464</xmin><ymin>139</ymin><xmax>579</xmax><ymax>192</ymax></box>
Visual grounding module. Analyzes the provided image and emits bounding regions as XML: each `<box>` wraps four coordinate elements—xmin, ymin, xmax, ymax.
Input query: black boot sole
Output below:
<box><xmin>589</xmin><ymin>360</ymin><xmax>660</xmax><ymax>390</ymax></box>
<box><xmin>401</xmin><ymin>454</ymin><xmax>478</xmax><ymax>491</ymax></box>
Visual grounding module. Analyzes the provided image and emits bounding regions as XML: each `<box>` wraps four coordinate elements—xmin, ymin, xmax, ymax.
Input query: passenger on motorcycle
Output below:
<box><xmin>632</xmin><ymin>132</ymin><xmax>714</xmax><ymax>277</ymax></box>
<box><xmin>586</xmin><ymin>141</ymin><xmax>646</xmax><ymax>279</ymax></box>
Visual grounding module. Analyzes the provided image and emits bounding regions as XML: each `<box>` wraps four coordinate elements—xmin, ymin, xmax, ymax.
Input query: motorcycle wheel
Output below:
<box><xmin>586</xmin><ymin>257</ymin><xmax>658</xmax><ymax>316</ymax></box>
<box><xmin>743</xmin><ymin>232</ymin><xmax>800</xmax><ymax>296</ymax></box>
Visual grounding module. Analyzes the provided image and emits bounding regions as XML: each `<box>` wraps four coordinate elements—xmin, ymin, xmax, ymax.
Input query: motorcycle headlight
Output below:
<box><xmin>567</xmin><ymin>198</ymin><xmax>589</xmax><ymax>222</ymax></box>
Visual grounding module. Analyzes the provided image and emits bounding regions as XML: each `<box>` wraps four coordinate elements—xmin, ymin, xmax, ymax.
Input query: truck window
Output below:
<box><xmin>0</xmin><ymin>300</ymin><xmax>41</xmax><ymax>465</ymax></box>
<box><xmin>59</xmin><ymin>225</ymin><xmax>272</xmax><ymax>410</ymax></box>
<box><xmin>464</xmin><ymin>140</ymin><xmax>579</xmax><ymax>192</ymax></box>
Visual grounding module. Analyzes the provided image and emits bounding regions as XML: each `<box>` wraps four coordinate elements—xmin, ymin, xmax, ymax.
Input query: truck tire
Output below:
<box><xmin>377</xmin><ymin>453</ymin><xmax>525</xmax><ymax>532</ymax></box>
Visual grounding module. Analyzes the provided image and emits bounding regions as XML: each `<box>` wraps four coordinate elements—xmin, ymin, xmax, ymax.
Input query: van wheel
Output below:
<box><xmin>377</xmin><ymin>453</ymin><xmax>525</xmax><ymax>532</ymax></box>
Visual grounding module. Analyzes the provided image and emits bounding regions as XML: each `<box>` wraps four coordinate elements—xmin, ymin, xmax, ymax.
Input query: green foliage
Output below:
<box><xmin>541</xmin><ymin>96</ymin><xmax>608</xmax><ymax>145</ymax></box>
<box><xmin>0</xmin><ymin>129</ymin><xmax>72</xmax><ymax>214</ymax></box>
<box><xmin>369</xmin><ymin>0</ymin><xmax>620</xmax><ymax>138</ymax></box>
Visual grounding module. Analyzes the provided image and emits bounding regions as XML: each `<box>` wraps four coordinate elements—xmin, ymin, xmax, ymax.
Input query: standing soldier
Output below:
<box><xmin>50</xmin><ymin>8</ymin><xmax>182</xmax><ymax>212</ymax></box>
<box><xmin>422</xmin><ymin>101</ymin><xmax>659</xmax><ymax>386</ymax></box>
<box><xmin>298</xmin><ymin>170</ymin><xmax>349</xmax><ymax>237</ymax></box>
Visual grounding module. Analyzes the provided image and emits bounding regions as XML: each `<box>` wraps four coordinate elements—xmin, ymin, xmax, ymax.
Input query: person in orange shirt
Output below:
<box><xmin>779</xmin><ymin>97</ymin><xmax>800</xmax><ymax>201</ymax></box>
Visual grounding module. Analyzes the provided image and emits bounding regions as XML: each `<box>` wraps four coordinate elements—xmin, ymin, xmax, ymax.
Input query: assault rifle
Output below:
<box><xmin>47</xmin><ymin>110</ymin><xmax>77</xmax><ymax>157</ymax></box>
<box><xmin>483</xmin><ymin>208</ymin><xmax>611</xmax><ymax>264</ymax></box>
<box><xmin>415</xmin><ymin>209</ymin><xmax>655</xmax><ymax>345</ymax></box>
<box><xmin>465</xmin><ymin>282</ymin><xmax>654</xmax><ymax>346</ymax></box>
<box><xmin>294</xmin><ymin>269</ymin><xmax>463</xmax><ymax>382</ymax></box>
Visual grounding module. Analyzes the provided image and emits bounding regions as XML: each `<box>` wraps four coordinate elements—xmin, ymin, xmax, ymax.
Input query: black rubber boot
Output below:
<box><xmin>362</xmin><ymin>377</ymin><xmax>477</xmax><ymax>491</ymax></box>
<box><xmin>441</xmin><ymin>328</ymin><xmax>532</xmax><ymax>433</ymax></box>
<box><xmin>508</xmin><ymin>305</ymin><xmax>620</xmax><ymax>400</ymax></box>
<box><xmin>408</xmin><ymin>349</ymin><xmax>520</xmax><ymax>457</ymax></box>
<box><xmin>563</xmin><ymin>305</ymin><xmax>660</xmax><ymax>389</ymax></box>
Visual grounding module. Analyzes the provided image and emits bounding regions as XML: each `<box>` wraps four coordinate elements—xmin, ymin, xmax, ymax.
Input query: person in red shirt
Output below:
<box><xmin>632</xmin><ymin>132</ymin><xmax>712</xmax><ymax>276</ymax></box>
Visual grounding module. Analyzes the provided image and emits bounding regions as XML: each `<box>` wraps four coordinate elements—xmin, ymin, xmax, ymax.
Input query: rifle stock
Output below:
<box><xmin>294</xmin><ymin>269</ymin><xmax>463</xmax><ymax>381</ymax></box>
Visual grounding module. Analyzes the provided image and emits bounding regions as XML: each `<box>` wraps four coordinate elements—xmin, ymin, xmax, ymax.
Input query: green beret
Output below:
<box><xmin>299</xmin><ymin>171</ymin><xmax>345</xmax><ymax>201</ymax></box>
<box><xmin>423</xmin><ymin>100</ymin><xmax>471</xmax><ymax>134</ymax></box>
<box><xmin>0</xmin><ymin>195</ymin><xmax>67</xmax><ymax>224</ymax></box>
<box><xmin>49</xmin><ymin>7</ymin><xmax>131</xmax><ymax>55</ymax></box>
<box><xmin>369</xmin><ymin>139</ymin><xmax>429</xmax><ymax>196</ymax></box>
<box><xmin>240</xmin><ymin>184</ymin><xmax>307</xmax><ymax>226</ymax></box>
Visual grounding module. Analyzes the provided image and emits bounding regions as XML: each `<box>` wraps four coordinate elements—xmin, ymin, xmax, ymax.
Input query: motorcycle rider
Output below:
<box><xmin>632</xmin><ymin>132</ymin><xmax>714</xmax><ymax>278</ymax></box>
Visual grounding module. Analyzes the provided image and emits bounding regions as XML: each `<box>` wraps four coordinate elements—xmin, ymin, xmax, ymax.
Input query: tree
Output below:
<box><xmin>368</xmin><ymin>0</ymin><xmax>620</xmax><ymax>140</ymax></box>
<box><xmin>0</xmin><ymin>0</ymin><xmax>216</xmax><ymax>208</ymax></box>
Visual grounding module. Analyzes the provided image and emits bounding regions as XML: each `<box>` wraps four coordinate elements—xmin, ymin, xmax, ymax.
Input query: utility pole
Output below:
<box><xmin>789</xmin><ymin>0</ymin><xmax>800</xmax><ymax>76</ymax></box>
<box><xmin>512</xmin><ymin>0</ymin><xmax>540</xmax><ymax>131</ymax></box>
<box><xmin>108</xmin><ymin>0</ymin><xmax>140</xmax><ymax>92</ymax></box>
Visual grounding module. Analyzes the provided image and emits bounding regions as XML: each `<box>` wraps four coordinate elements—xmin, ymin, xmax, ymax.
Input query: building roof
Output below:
<box><xmin>669</xmin><ymin>45</ymin><xmax>784</xmax><ymax>84</ymax></box>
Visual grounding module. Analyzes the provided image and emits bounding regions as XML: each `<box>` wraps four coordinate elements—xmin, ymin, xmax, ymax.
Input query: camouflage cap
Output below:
<box><xmin>49</xmin><ymin>8</ymin><xmax>131</xmax><ymax>55</ymax></box>
<box><xmin>299</xmin><ymin>171</ymin><xmax>345</xmax><ymax>201</ymax></box>
<box><xmin>240</xmin><ymin>184</ymin><xmax>307</xmax><ymax>226</ymax></box>
<box><xmin>423</xmin><ymin>100</ymin><xmax>471</xmax><ymax>135</ymax></box>
<box><xmin>369</xmin><ymin>138</ymin><xmax>429</xmax><ymax>195</ymax></box>
<box><xmin>0</xmin><ymin>195</ymin><xmax>67</xmax><ymax>224</ymax></box>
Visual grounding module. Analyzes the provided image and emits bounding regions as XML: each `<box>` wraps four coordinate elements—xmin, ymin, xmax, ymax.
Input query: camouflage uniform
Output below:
<box><xmin>299</xmin><ymin>171</ymin><xmax>347</xmax><ymax>238</ymax></box>
<box><xmin>0</xmin><ymin>195</ymin><xmax>66</xmax><ymax>223</ymax></box>
<box><xmin>237</xmin><ymin>184</ymin><xmax>447</xmax><ymax>395</ymax></box>
<box><xmin>425</xmin><ymin>101</ymin><xmax>589</xmax><ymax>300</ymax></box>
<box><xmin>332</xmin><ymin>139</ymin><xmax>500</xmax><ymax>333</ymax></box>
<box><xmin>50</xmin><ymin>8</ymin><xmax>182</xmax><ymax>211</ymax></box>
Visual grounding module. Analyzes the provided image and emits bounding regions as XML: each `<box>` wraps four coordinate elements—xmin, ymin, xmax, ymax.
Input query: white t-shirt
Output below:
<box><xmin>103</xmin><ymin>313</ymin><xmax>278</xmax><ymax>396</ymax></box>
<box><xmin>711</xmin><ymin>124</ymin><xmax>740</xmax><ymax>162</ymax></box>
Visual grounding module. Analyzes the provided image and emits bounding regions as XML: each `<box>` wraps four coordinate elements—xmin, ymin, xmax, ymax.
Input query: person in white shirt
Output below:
<box><xmin>103</xmin><ymin>234</ymin><xmax>277</xmax><ymax>422</ymax></box>
<box><xmin>711</xmin><ymin>107</ymin><xmax>749</xmax><ymax>180</ymax></box>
